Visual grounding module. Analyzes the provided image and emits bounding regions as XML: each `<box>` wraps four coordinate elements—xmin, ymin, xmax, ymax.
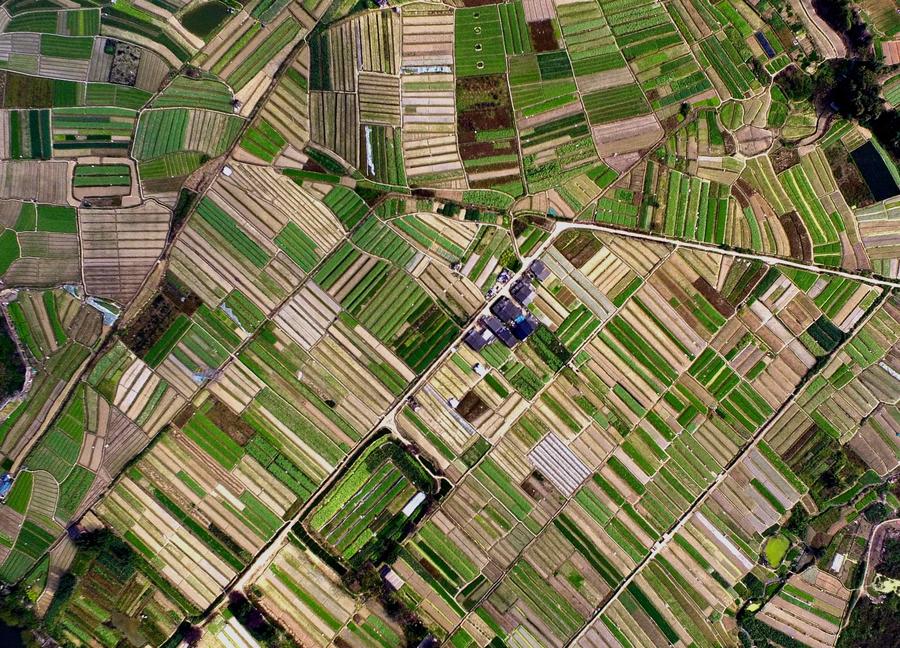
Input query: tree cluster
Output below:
<box><xmin>817</xmin><ymin>58</ymin><xmax>900</xmax><ymax>162</ymax></box>
<box><xmin>783</xmin><ymin>504</ymin><xmax>810</xmax><ymax>539</ymax></box>
<box><xmin>343</xmin><ymin>564</ymin><xmax>429</xmax><ymax>647</ymax></box>
<box><xmin>0</xmin><ymin>318</ymin><xmax>25</xmax><ymax>400</ymax></box>
<box><xmin>812</xmin><ymin>0</ymin><xmax>872</xmax><ymax>53</ymax></box>
<box><xmin>740</xmin><ymin>615</ymin><xmax>807</xmax><ymax>648</ymax></box>
<box><xmin>838</xmin><ymin>593</ymin><xmax>900</xmax><ymax>647</ymax></box>
<box><xmin>875</xmin><ymin>537</ymin><xmax>900</xmax><ymax>580</ymax></box>
<box><xmin>226</xmin><ymin>591</ymin><xmax>296</xmax><ymax>648</ymax></box>
<box><xmin>863</xmin><ymin>502</ymin><xmax>891</xmax><ymax>524</ymax></box>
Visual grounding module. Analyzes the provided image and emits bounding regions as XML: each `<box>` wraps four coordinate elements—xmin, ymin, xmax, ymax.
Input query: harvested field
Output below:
<box><xmin>79</xmin><ymin>203</ymin><xmax>171</xmax><ymax>305</ymax></box>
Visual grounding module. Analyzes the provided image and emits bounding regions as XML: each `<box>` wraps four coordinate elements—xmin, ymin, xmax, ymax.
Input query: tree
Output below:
<box><xmin>872</xmin><ymin>110</ymin><xmax>900</xmax><ymax>160</ymax></box>
<box><xmin>784</xmin><ymin>504</ymin><xmax>809</xmax><ymax>539</ymax></box>
<box><xmin>838</xmin><ymin>592</ymin><xmax>900</xmax><ymax>647</ymax></box>
<box><xmin>0</xmin><ymin>318</ymin><xmax>25</xmax><ymax>400</ymax></box>
<box><xmin>807</xmin><ymin>58</ymin><xmax>900</xmax><ymax>162</ymax></box>
<box><xmin>824</xmin><ymin>59</ymin><xmax>883</xmax><ymax>121</ymax></box>
<box><xmin>812</xmin><ymin>0</ymin><xmax>872</xmax><ymax>53</ymax></box>
<box><xmin>774</xmin><ymin>65</ymin><xmax>813</xmax><ymax>101</ymax></box>
<box><xmin>863</xmin><ymin>502</ymin><xmax>890</xmax><ymax>524</ymax></box>
<box><xmin>183</xmin><ymin>625</ymin><xmax>203</xmax><ymax>646</ymax></box>
<box><xmin>875</xmin><ymin>537</ymin><xmax>900</xmax><ymax>580</ymax></box>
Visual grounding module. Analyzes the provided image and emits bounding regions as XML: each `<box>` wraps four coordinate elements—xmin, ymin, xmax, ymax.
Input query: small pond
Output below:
<box><xmin>0</xmin><ymin>619</ymin><xmax>25</xmax><ymax>648</ymax></box>
<box><xmin>851</xmin><ymin>141</ymin><xmax>900</xmax><ymax>202</ymax></box>
<box><xmin>181</xmin><ymin>2</ymin><xmax>231</xmax><ymax>40</ymax></box>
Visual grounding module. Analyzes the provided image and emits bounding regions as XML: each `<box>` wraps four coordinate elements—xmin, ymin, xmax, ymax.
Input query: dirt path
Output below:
<box><xmin>791</xmin><ymin>0</ymin><xmax>847</xmax><ymax>59</ymax></box>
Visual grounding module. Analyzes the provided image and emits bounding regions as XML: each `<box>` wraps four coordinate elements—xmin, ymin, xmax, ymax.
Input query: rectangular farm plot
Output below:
<box><xmin>40</xmin><ymin>34</ymin><xmax>93</xmax><ymax>59</ymax></box>
<box><xmin>234</xmin><ymin>316</ymin><xmax>409</xmax><ymax>476</ymax></box>
<box><xmin>3</xmin><ymin>109</ymin><xmax>51</xmax><ymax>160</ymax></box>
<box><xmin>316</xmin><ymin>246</ymin><xmax>460</xmax><ymax>374</ymax></box>
<box><xmin>73</xmin><ymin>163</ymin><xmax>130</xmax><ymax>188</ymax></box>
<box><xmin>582</xmin><ymin>83</ymin><xmax>650</xmax><ymax>125</ymax></box>
<box><xmin>755</xmin><ymin>569</ymin><xmax>851</xmax><ymax>648</ymax></box>
<box><xmin>216</xmin><ymin>16</ymin><xmax>303</xmax><ymax>91</ymax></box>
<box><xmin>391</xmin><ymin>212</ymin><xmax>476</xmax><ymax>263</ymax></box>
<box><xmin>154</xmin><ymin>75</ymin><xmax>235</xmax><ymax>112</ymax></box>
<box><xmin>304</xmin><ymin>436</ymin><xmax>435</xmax><ymax>567</ymax></box>
<box><xmin>132</xmin><ymin>108</ymin><xmax>243</xmax><ymax>164</ymax></box>
<box><xmin>79</xmin><ymin>203</ymin><xmax>170</xmax><ymax>306</ymax></box>
<box><xmin>456</xmin><ymin>73</ymin><xmax>523</xmax><ymax>195</ymax></box>
<box><xmin>51</xmin><ymin>107</ymin><xmax>135</xmax><ymax>157</ymax></box>
<box><xmin>518</xmin><ymin>110</ymin><xmax>613</xmax><ymax>200</ymax></box>
<box><xmin>170</xmin><ymin>196</ymin><xmax>303</xmax><ymax>313</ymax></box>
<box><xmin>528</xmin><ymin>432</ymin><xmax>592</xmax><ymax>496</ymax></box>
<box><xmin>508</xmin><ymin>52</ymin><xmax>580</xmax><ymax>121</ymax></box>
<box><xmin>399</xmin><ymin>74</ymin><xmax>466</xmax><ymax>184</ymax></box>
<box><xmin>455</xmin><ymin>7</ymin><xmax>506</xmax><ymax>77</ymax></box>
<box><xmin>699</xmin><ymin>28</ymin><xmax>762</xmax><ymax>99</ymax></box>
<box><xmin>647</xmin><ymin>165</ymin><xmax>734</xmax><ymax>244</ymax></box>
<box><xmin>251</xmin><ymin>539</ymin><xmax>405</xmax><ymax>648</ymax></box>
<box><xmin>0</xmin><ymin>200</ymin><xmax>80</xmax><ymax>285</ymax></box>
<box><xmin>253</xmin><ymin>57</ymin><xmax>309</xmax><ymax>152</ymax></box>
<box><xmin>482</xmin><ymin>558</ymin><xmax>589</xmax><ymax>643</ymax></box>
<box><xmin>358</xmin><ymin>72</ymin><xmax>401</xmax><ymax>126</ymax></box>
<box><xmin>359</xmin><ymin>124</ymin><xmax>407</xmax><ymax>187</ymax></box>
<box><xmin>556</xmin><ymin>2</ymin><xmax>628</xmax><ymax>84</ymax></box>
<box><xmin>596</xmin><ymin>0</ymin><xmax>713</xmax><ymax>113</ymax></box>
<box><xmin>95</xmin><ymin>397</ymin><xmax>321</xmax><ymax>608</ymax></box>
<box><xmin>209</xmin><ymin>162</ymin><xmax>345</xmax><ymax>258</ymax></box>
<box><xmin>399</xmin><ymin>4</ymin><xmax>465</xmax><ymax>186</ymax></box>
<box><xmin>779</xmin><ymin>163</ymin><xmax>845</xmax><ymax>267</ymax></box>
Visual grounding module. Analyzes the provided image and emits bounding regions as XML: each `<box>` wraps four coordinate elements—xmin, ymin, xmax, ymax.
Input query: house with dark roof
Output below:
<box><xmin>529</xmin><ymin>259</ymin><xmax>550</xmax><ymax>281</ymax></box>
<box><xmin>481</xmin><ymin>315</ymin><xmax>517</xmax><ymax>347</ymax></box>
<box><xmin>510</xmin><ymin>313</ymin><xmax>539</xmax><ymax>340</ymax></box>
<box><xmin>463</xmin><ymin>328</ymin><xmax>493</xmax><ymax>352</ymax></box>
<box><xmin>510</xmin><ymin>279</ymin><xmax>535</xmax><ymax>306</ymax></box>
<box><xmin>491</xmin><ymin>296</ymin><xmax>523</xmax><ymax>322</ymax></box>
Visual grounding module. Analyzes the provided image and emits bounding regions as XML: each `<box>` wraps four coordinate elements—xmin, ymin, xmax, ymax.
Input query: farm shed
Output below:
<box><xmin>491</xmin><ymin>296</ymin><xmax>523</xmax><ymax>322</ymax></box>
<box><xmin>482</xmin><ymin>315</ymin><xmax>517</xmax><ymax>347</ymax></box>
<box><xmin>510</xmin><ymin>314</ymin><xmax>539</xmax><ymax>341</ymax></box>
<box><xmin>464</xmin><ymin>328</ymin><xmax>493</xmax><ymax>351</ymax></box>
<box><xmin>529</xmin><ymin>259</ymin><xmax>550</xmax><ymax>281</ymax></box>
<box><xmin>510</xmin><ymin>279</ymin><xmax>536</xmax><ymax>306</ymax></box>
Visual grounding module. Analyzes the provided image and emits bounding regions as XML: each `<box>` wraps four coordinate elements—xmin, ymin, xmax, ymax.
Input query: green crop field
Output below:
<box><xmin>455</xmin><ymin>6</ymin><xmax>507</xmax><ymax>77</ymax></box>
<box><xmin>582</xmin><ymin>83</ymin><xmax>650</xmax><ymax>124</ymax></box>
<box><xmin>306</xmin><ymin>437</ymin><xmax>433</xmax><ymax>565</ymax></box>
<box><xmin>132</xmin><ymin>109</ymin><xmax>189</xmax><ymax>159</ymax></box>
<box><xmin>73</xmin><ymin>164</ymin><xmax>131</xmax><ymax>188</ymax></box>
<box><xmin>227</xmin><ymin>18</ymin><xmax>301</xmax><ymax>90</ymax></box>
<box><xmin>0</xmin><ymin>3</ymin><xmax>897</xmax><ymax>648</ymax></box>
<box><xmin>154</xmin><ymin>76</ymin><xmax>235</xmax><ymax>112</ymax></box>
<box><xmin>40</xmin><ymin>34</ymin><xmax>94</xmax><ymax>58</ymax></box>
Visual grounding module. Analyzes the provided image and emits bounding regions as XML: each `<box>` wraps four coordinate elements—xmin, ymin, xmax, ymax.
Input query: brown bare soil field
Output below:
<box><xmin>79</xmin><ymin>203</ymin><xmax>171</xmax><ymax>305</ymax></box>
<box><xmin>591</xmin><ymin>114</ymin><xmax>663</xmax><ymax>158</ymax></box>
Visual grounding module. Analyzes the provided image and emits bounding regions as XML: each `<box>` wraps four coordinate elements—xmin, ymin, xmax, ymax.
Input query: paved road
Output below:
<box><xmin>558</xmin><ymin>221</ymin><xmax>900</xmax><ymax>289</ymax></box>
